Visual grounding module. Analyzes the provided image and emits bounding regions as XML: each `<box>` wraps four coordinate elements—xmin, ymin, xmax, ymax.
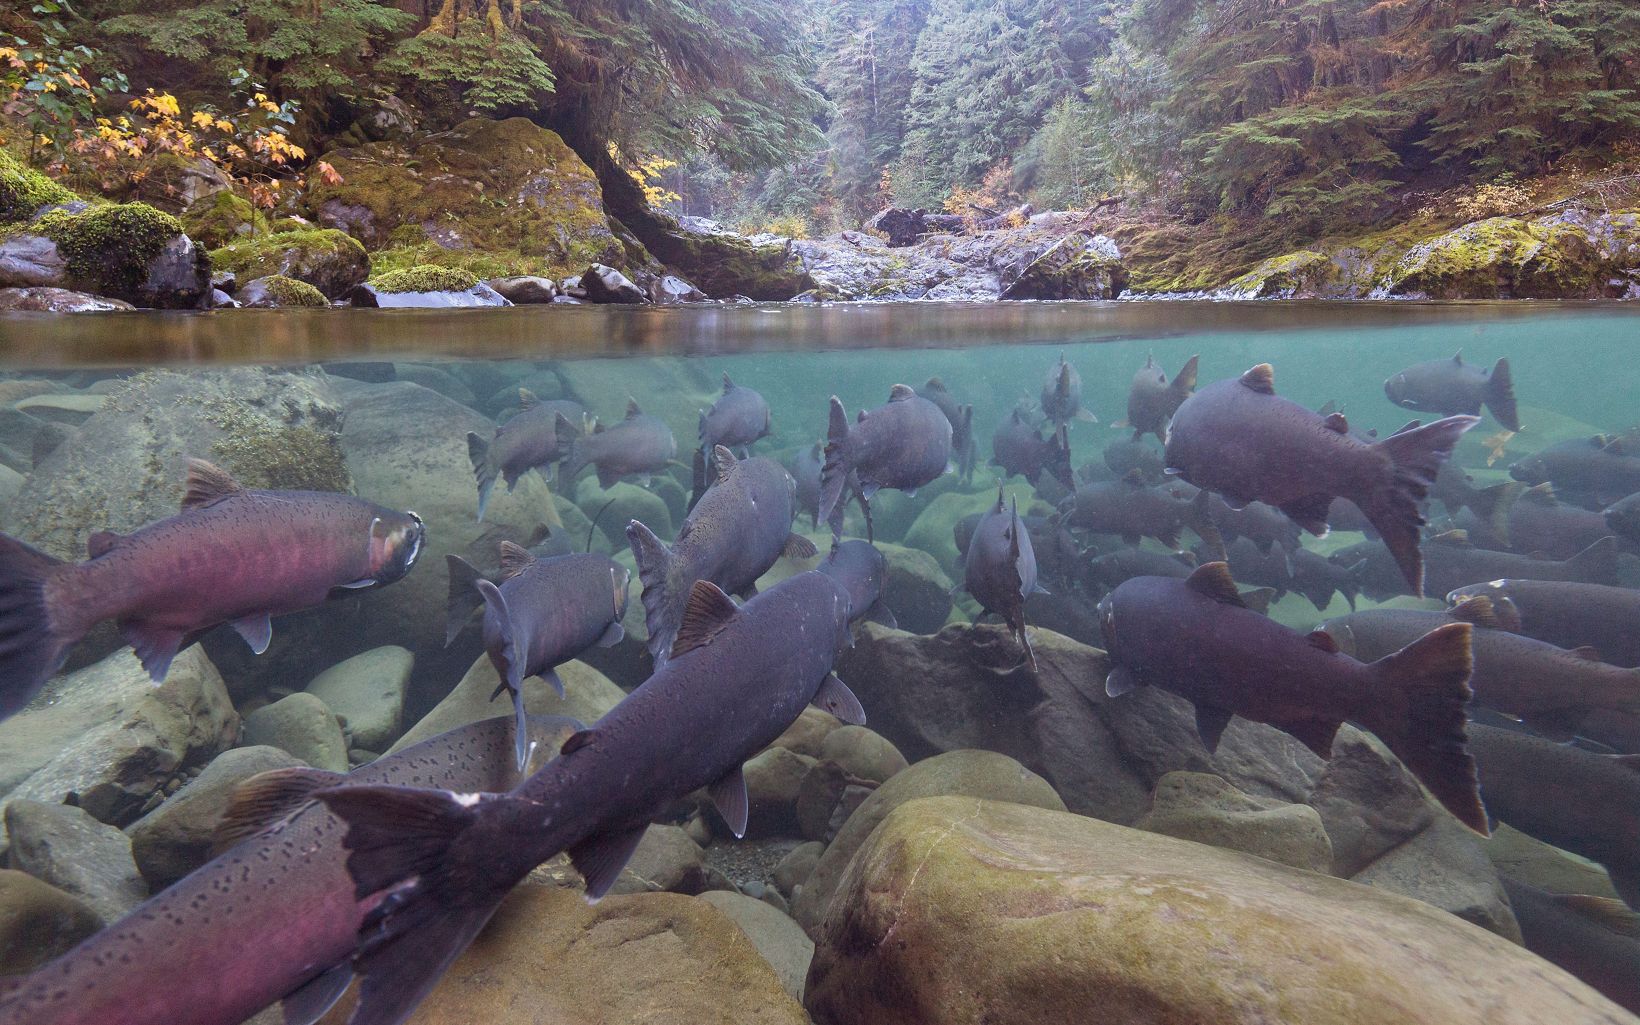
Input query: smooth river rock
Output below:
<box><xmin>303</xmin><ymin>645</ymin><xmax>413</xmax><ymax>752</ymax></box>
<box><xmin>804</xmin><ymin>796</ymin><xmax>1635</xmax><ymax>1025</ymax></box>
<box><xmin>1136</xmin><ymin>770</ymin><xmax>1333</xmax><ymax>874</ymax></box>
<box><xmin>388</xmin><ymin>653</ymin><xmax>625</xmax><ymax>753</ymax></box>
<box><xmin>0</xmin><ymin>869</ymin><xmax>101</xmax><ymax>974</ymax></box>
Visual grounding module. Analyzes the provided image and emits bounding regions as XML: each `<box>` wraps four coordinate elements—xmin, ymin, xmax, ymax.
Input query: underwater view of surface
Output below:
<box><xmin>0</xmin><ymin>300</ymin><xmax>1639</xmax><ymax>1024</ymax></box>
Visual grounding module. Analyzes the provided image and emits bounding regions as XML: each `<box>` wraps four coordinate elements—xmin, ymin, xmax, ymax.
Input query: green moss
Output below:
<box><xmin>1386</xmin><ymin>215</ymin><xmax>1614</xmax><ymax>299</ymax></box>
<box><xmin>256</xmin><ymin>274</ymin><xmax>327</xmax><ymax>307</ymax></box>
<box><xmin>210</xmin><ymin>228</ymin><xmax>366</xmax><ymax>277</ymax></box>
<box><xmin>1223</xmin><ymin>250</ymin><xmax>1337</xmax><ymax>297</ymax></box>
<box><xmin>367</xmin><ymin>237</ymin><xmax>539</xmax><ymax>280</ymax></box>
<box><xmin>371</xmin><ymin>264</ymin><xmax>479</xmax><ymax>293</ymax></box>
<box><xmin>204</xmin><ymin>399</ymin><xmax>352</xmax><ymax>493</ymax></box>
<box><xmin>35</xmin><ymin>202</ymin><xmax>181</xmax><ymax>297</ymax></box>
<box><xmin>0</xmin><ymin>149</ymin><xmax>77</xmax><ymax>223</ymax></box>
<box><xmin>181</xmin><ymin>191</ymin><xmax>262</xmax><ymax>249</ymax></box>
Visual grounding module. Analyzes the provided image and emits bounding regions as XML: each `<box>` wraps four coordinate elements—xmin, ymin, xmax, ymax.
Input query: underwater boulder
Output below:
<box><xmin>805</xmin><ymin>796</ymin><xmax>1630</xmax><ymax>1025</ymax></box>
<box><xmin>1137</xmin><ymin>771</ymin><xmax>1333</xmax><ymax>874</ymax></box>
<box><xmin>302</xmin><ymin>645</ymin><xmax>413</xmax><ymax>752</ymax></box>
<box><xmin>241</xmin><ymin>693</ymin><xmax>348</xmax><ymax>773</ymax></box>
<box><xmin>699</xmin><ymin>890</ymin><xmax>815</xmax><ymax>1002</ymax></box>
<box><xmin>876</xmin><ymin>542</ymin><xmax>954</xmax><ymax>634</ymax></box>
<box><xmin>0</xmin><ymin>869</ymin><xmax>101</xmax><ymax>973</ymax></box>
<box><xmin>0</xmin><ymin>646</ymin><xmax>235</xmax><ymax>831</ymax></box>
<box><xmin>2</xmin><ymin>800</ymin><xmax>147</xmax><ymax>924</ymax></box>
<box><xmin>317</xmin><ymin>886</ymin><xmax>809</xmax><ymax>1025</ymax></box>
<box><xmin>388</xmin><ymin>652</ymin><xmax>623</xmax><ymax>754</ymax></box>
<box><xmin>790</xmin><ymin>749</ymin><xmax>1065</xmax><ymax>935</ymax></box>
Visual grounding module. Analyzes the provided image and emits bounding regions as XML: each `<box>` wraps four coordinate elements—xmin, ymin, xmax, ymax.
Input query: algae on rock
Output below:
<box><xmin>0</xmin><ymin>150</ymin><xmax>77</xmax><ymax>223</ymax></box>
<box><xmin>209</xmin><ymin>228</ymin><xmax>369</xmax><ymax>298</ymax></box>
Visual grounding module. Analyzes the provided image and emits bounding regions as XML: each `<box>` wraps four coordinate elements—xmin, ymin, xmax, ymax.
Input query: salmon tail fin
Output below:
<box><xmin>1365</xmin><ymin>415</ymin><xmax>1480</xmax><ymax>595</ymax></box>
<box><xmin>819</xmin><ymin>396</ymin><xmax>852</xmax><ymax>537</ymax></box>
<box><xmin>625</xmin><ymin>518</ymin><xmax>677</xmax><ymax>665</ymax></box>
<box><xmin>474</xmin><ymin>578</ymin><xmax>533</xmax><ymax>770</ymax></box>
<box><xmin>1186</xmin><ymin>487</ymin><xmax>1227</xmax><ymax>562</ymax></box>
<box><xmin>1486</xmin><ymin>357</ymin><xmax>1520</xmax><ymax>433</ymax></box>
<box><xmin>0</xmin><ymin>533</ymin><xmax>75</xmax><ymax>721</ymax></box>
<box><xmin>1046</xmin><ymin>424</ymin><xmax>1074</xmax><ymax>491</ymax></box>
<box><xmin>1468</xmin><ymin>481</ymin><xmax>1523</xmax><ymax>547</ymax></box>
<box><xmin>1567</xmin><ymin>535</ymin><xmax>1622</xmax><ymax>586</ymax></box>
<box><xmin>443</xmin><ymin>554</ymin><xmax>485</xmax><ymax>648</ymax></box>
<box><xmin>313</xmin><ymin>784</ymin><xmax>515</xmax><ymax>1025</ymax></box>
<box><xmin>1362</xmin><ymin>621</ymin><xmax>1488</xmax><ymax>834</ymax></box>
<box><xmin>554</xmin><ymin>413</ymin><xmax>586</xmax><ymax>485</ymax></box>
<box><xmin>1171</xmin><ymin>354</ymin><xmax>1199</xmax><ymax>397</ymax></box>
<box><xmin>467</xmin><ymin>432</ymin><xmax>496</xmax><ymax>523</ymax></box>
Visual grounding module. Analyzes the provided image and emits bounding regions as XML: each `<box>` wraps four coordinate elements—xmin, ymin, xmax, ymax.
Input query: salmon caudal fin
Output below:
<box><xmin>312</xmin><ymin>784</ymin><xmax>517</xmax><ymax>1025</ymax></box>
<box><xmin>443</xmin><ymin>554</ymin><xmax>484</xmax><ymax>648</ymax></box>
<box><xmin>1486</xmin><ymin>357</ymin><xmax>1520</xmax><ymax>433</ymax></box>
<box><xmin>1468</xmin><ymin>481</ymin><xmax>1523</xmax><ymax>547</ymax></box>
<box><xmin>1171</xmin><ymin>354</ymin><xmax>1200</xmax><ymax>398</ymax></box>
<box><xmin>1365</xmin><ymin>414</ymin><xmax>1480</xmax><ymax>595</ymax></box>
<box><xmin>819</xmin><ymin>396</ymin><xmax>852</xmax><ymax>537</ymax></box>
<box><xmin>625</xmin><ymin>519</ymin><xmax>678</xmax><ymax>665</ymax></box>
<box><xmin>0</xmin><ymin>533</ymin><xmax>75</xmax><ymax>721</ymax></box>
<box><xmin>1361</xmin><ymin>621</ymin><xmax>1488</xmax><ymax>834</ymax></box>
<box><xmin>467</xmin><ymin>432</ymin><xmax>496</xmax><ymax>522</ymax></box>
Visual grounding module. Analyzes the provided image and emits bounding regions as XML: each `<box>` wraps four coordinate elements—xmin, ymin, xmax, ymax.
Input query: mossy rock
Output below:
<box><xmin>33</xmin><ymin>202</ymin><xmax>209</xmax><ymax>308</ymax></box>
<box><xmin>1387</xmin><ymin>215</ymin><xmax>1619</xmax><ymax>299</ymax></box>
<box><xmin>238</xmin><ymin>274</ymin><xmax>328</xmax><ymax>308</ymax></box>
<box><xmin>371</xmin><ymin>264</ymin><xmax>478</xmax><ymax>294</ymax></box>
<box><xmin>643</xmin><ymin>215</ymin><xmax>814</xmax><ymax>299</ymax></box>
<box><xmin>304</xmin><ymin>117</ymin><xmax>623</xmax><ymax>278</ymax></box>
<box><xmin>210</xmin><ymin>228</ymin><xmax>369</xmax><ymax>298</ymax></box>
<box><xmin>0</xmin><ymin>150</ymin><xmax>77</xmax><ymax>224</ymax></box>
<box><xmin>180</xmin><ymin>191</ymin><xmax>261</xmax><ymax>249</ymax></box>
<box><xmin>1222</xmin><ymin>249</ymin><xmax>1340</xmax><ymax>298</ymax></box>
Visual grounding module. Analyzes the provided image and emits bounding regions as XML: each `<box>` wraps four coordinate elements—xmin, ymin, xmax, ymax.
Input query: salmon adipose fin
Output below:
<box><xmin>474</xmin><ymin>579</ymin><xmax>535</xmax><ymax>770</ymax></box>
<box><xmin>819</xmin><ymin>396</ymin><xmax>853</xmax><ymax>537</ymax></box>
<box><xmin>1359</xmin><ymin>621</ymin><xmax>1488</xmax><ymax>834</ymax></box>
<box><xmin>1364</xmin><ymin>414</ymin><xmax>1481</xmax><ymax>595</ymax></box>
<box><xmin>1486</xmin><ymin>357</ymin><xmax>1521</xmax><ymax>433</ymax></box>
<box><xmin>0</xmin><ymin>533</ymin><xmax>75</xmax><ymax>720</ymax></box>
<box><xmin>313</xmin><ymin>783</ymin><xmax>508</xmax><ymax>1025</ymax></box>
<box><xmin>467</xmin><ymin>432</ymin><xmax>497</xmax><ymax>522</ymax></box>
<box><xmin>626</xmin><ymin>519</ymin><xmax>679</xmax><ymax>664</ymax></box>
<box><xmin>443</xmin><ymin>554</ymin><xmax>485</xmax><ymax>648</ymax></box>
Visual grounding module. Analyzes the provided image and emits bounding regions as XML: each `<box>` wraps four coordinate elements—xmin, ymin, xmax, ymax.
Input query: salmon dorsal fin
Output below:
<box><xmin>625</xmin><ymin>398</ymin><xmax>643</xmax><ymax>419</ymax></box>
<box><xmin>517</xmin><ymin>387</ymin><xmax>540</xmax><ymax>410</ymax></box>
<box><xmin>1448</xmin><ymin>594</ymin><xmax>1500</xmax><ymax>628</ymax></box>
<box><xmin>1452</xmin><ymin>349</ymin><xmax>1464</xmax><ymax>365</ymax></box>
<box><xmin>496</xmin><ymin>540</ymin><xmax>537</xmax><ymax>580</ymax></box>
<box><xmin>1240</xmin><ymin>587</ymin><xmax>1276</xmax><ymax>615</ymax></box>
<box><xmin>992</xmin><ymin>484</ymin><xmax>1007</xmax><ymax>514</ymax></box>
<box><xmin>1306</xmin><ymin>629</ymin><xmax>1340</xmax><ymax>653</ymax></box>
<box><xmin>1239</xmin><ymin>363</ymin><xmax>1275</xmax><ymax>395</ymax></box>
<box><xmin>672</xmin><ymin>580</ymin><xmax>739</xmax><ymax>658</ymax></box>
<box><xmin>713</xmin><ymin>444</ymin><xmax>737</xmax><ymax>482</ymax></box>
<box><xmin>721</xmin><ymin>371</ymin><xmax>734</xmax><ymax>392</ymax></box>
<box><xmin>1522</xmin><ymin>482</ymin><xmax>1556</xmax><ymax>503</ymax></box>
<box><xmin>1322</xmin><ymin>412</ymin><xmax>1349</xmax><ymax>435</ymax></box>
<box><xmin>1185</xmin><ymin>561</ymin><xmax>1245</xmax><ymax>607</ymax></box>
<box><xmin>1317</xmin><ymin>400</ymin><xmax>1338</xmax><ymax>416</ymax></box>
<box><xmin>888</xmin><ymin>383</ymin><xmax>916</xmax><ymax>402</ymax></box>
<box><xmin>182</xmin><ymin>458</ymin><xmax>246</xmax><ymax>510</ymax></box>
<box><xmin>924</xmin><ymin>376</ymin><xmax>946</xmax><ymax>392</ymax></box>
<box><xmin>210</xmin><ymin>766</ymin><xmax>346</xmax><ymax>855</ymax></box>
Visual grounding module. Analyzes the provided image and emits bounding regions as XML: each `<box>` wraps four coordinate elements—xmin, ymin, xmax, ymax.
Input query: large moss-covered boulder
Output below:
<box><xmin>10</xmin><ymin>203</ymin><xmax>212</xmax><ymax>308</ymax></box>
<box><xmin>237</xmin><ymin>274</ymin><xmax>328</xmax><ymax>308</ymax></box>
<box><xmin>1222</xmin><ymin>249</ymin><xmax>1343</xmax><ymax>298</ymax></box>
<box><xmin>210</xmin><ymin>228</ymin><xmax>368</xmax><ymax>298</ymax></box>
<box><xmin>319</xmin><ymin>885</ymin><xmax>809</xmax><ymax>1025</ymax></box>
<box><xmin>305</xmin><ymin>117</ymin><xmax>626</xmax><ymax>278</ymax></box>
<box><xmin>180</xmin><ymin>191</ymin><xmax>260</xmax><ymax>248</ymax></box>
<box><xmin>0</xmin><ymin>150</ymin><xmax>76</xmax><ymax>223</ymax></box>
<box><xmin>1386</xmin><ymin>213</ymin><xmax>1633</xmax><ymax>299</ymax></box>
<box><xmin>805</xmin><ymin>796</ymin><xmax>1634</xmax><ymax>1025</ymax></box>
<box><xmin>352</xmin><ymin>264</ymin><xmax>507</xmax><ymax>307</ymax></box>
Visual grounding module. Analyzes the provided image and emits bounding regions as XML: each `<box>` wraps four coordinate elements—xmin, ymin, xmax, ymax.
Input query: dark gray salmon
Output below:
<box><xmin>960</xmin><ymin>488</ymin><xmax>1042</xmax><ymax>669</ymax></box>
<box><xmin>1205</xmin><ymin>494</ymin><xmax>1302</xmax><ymax>554</ymax></box>
<box><xmin>991</xmin><ymin>408</ymin><xmax>1072</xmax><ymax>489</ymax></box>
<box><xmin>0</xmin><ymin>714</ymin><xmax>580</xmax><ymax>1025</ymax></box>
<box><xmin>1214</xmin><ymin>535</ymin><xmax>1296</xmax><ymax>596</ymax></box>
<box><xmin>629</xmin><ymin>448</ymin><xmax>815</xmax><ymax>664</ymax></box>
<box><xmin>0</xmin><ymin>459</ymin><xmax>424</xmax><ymax>721</ymax></box>
<box><xmin>1040</xmin><ymin>353</ymin><xmax>1093</xmax><ymax>426</ymax></box>
<box><xmin>1468</xmin><ymin>723</ymin><xmax>1640</xmax><ymax>908</ymax></box>
<box><xmin>559</xmin><ymin>399</ymin><xmax>678</xmax><ymax>489</ymax></box>
<box><xmin>1503</xmin><ymin>484</ymin><xmax>1620</xmax><ymax>559</ymax></box>
<box><xmin>313</xmin><ymin>571</ymin><xmax>863</xmax><ymax>1025</ymax></box>
<box><xmin>919</xmin><ymin>377</ymin><xmax>976</xmax><ymax>484</ymax></box>
<box><xmin>1288</xmin><ymin>547</ymin><xmax>1366</xmax><ymax>612</ymax></box>
<box><xmin>817</xmin><ymin>539</ymin><xmax>897</xmax><ymax>629</ymax></box>
<box><xmin>1061</xmin><ymin>473</ymin><xmax>1223</xmax><ymax>555</ymax></box>
<box><xmin>1384</xmin><ymin>351</ymin><xmax>1519</xmax><ymax>432</ymax></box>
<box><xmin>791</xmin><ymin>442</ymin><xmax>823</xmax><ymax>527</ymax></box>
<box><xmin>819</xmin><ymin>385</ymin><xmax>951</xmax><ymax>539</ymax></box>
<box><xmin>1084</xmin><ymin>547</ymin><xmax>1196</xmax><ymax>593</ymax></box>
<box><xmin>451</xmin><ymin>544</ymin><xmax>629</xmax><ymax>768</ymax></box>
<box><xmin>1103</xmin><ymin>437</ymin><xmax>1166</xmax><ymax>481</ymax></box>
<box><xmin>1503</xmin><ymin>878</ymin><xmax>1640</xmax><ymax>1015</ymax></box>
<box><xmin>1324</xmin><ymin>497</ymin><xmax>1379</xmax><ymax>537</ymax></box>
<box><xmin>1098</xmin><ymin>563</ymin><xmax>1486</xmax><ymax>832</ymax></box>
<box><xmin>693</xmin><ymin>373</ymin><xmax>772</xmax><ymax>506</ymax></box>
<box><xmin>1322</xmin><ymin>596</ymin><xmax>1640</xmax><ymax>743</ymax></box>
<box><xmin>465</xmin><ymin>391</ymin><xmax>586</xmax><ymax>521</ymax></box>
<box><xmin>441</xmin><ymin>532</ymin><xmax>572</xmax><ymax>645</ymax></box>
<box><xmin>1448</xmin><ymin>579</ymin><xmax>1640</xmax><ymax>669</ymax></box>
<box><xmin>1165</xmin><ymin>363</ymin><xmax>1479</xmax><ymax>595</ymax></box>
<box><xmin>1512</xmin><ymin>434</ymin><xmax>1640</xmax><ymax>506</ymax></box>
<box><xmin>1124</xmin><ymin>353</ymin><xmax>1198</xmax><ymax>442</ymax></box>
<box><xmin>1607</xmin><ymin>491</ymin><xmax>1640</xmax><ymax>546</ymax></box>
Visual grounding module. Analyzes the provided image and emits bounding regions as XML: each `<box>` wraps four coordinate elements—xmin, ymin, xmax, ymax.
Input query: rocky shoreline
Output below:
<box><xmin>3</xmin><ymin>117</ymin><xmax>1636</xmax><ymax>315</ymax></box>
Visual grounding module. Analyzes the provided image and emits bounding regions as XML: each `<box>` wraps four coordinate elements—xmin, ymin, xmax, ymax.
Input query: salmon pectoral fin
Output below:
<box><xmin>281</xmin><ymin>962</ymin><xmax>353</xmax><ymax>1025</ymax></box>
<box><xmin>230</xmin><ymin>613</ymin><xmax>272</xmax><ymax>655</ymax></box>
<box><xmin>1268</xmin><ymin>717</ymin><xmax>1342</xmax><ymax>760</ymax></box>
<box><xmin>569</xmin><ymin>825</ymin><xmax>648</xmax><ymax>901</ymax></box>
<box><xmin>120</xmin><ymin>620</ymin><xmax>188</xmax><ymax>682</ymax></box>
<box><xmin>708</xmin><ymin>764</ymin><xmax>749</xmax><ymax>839</ymax></box>
<box><xmin>814</xmin><ymin>672</ymin><xmax>866</xmax><ymax>725</ymax></box>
